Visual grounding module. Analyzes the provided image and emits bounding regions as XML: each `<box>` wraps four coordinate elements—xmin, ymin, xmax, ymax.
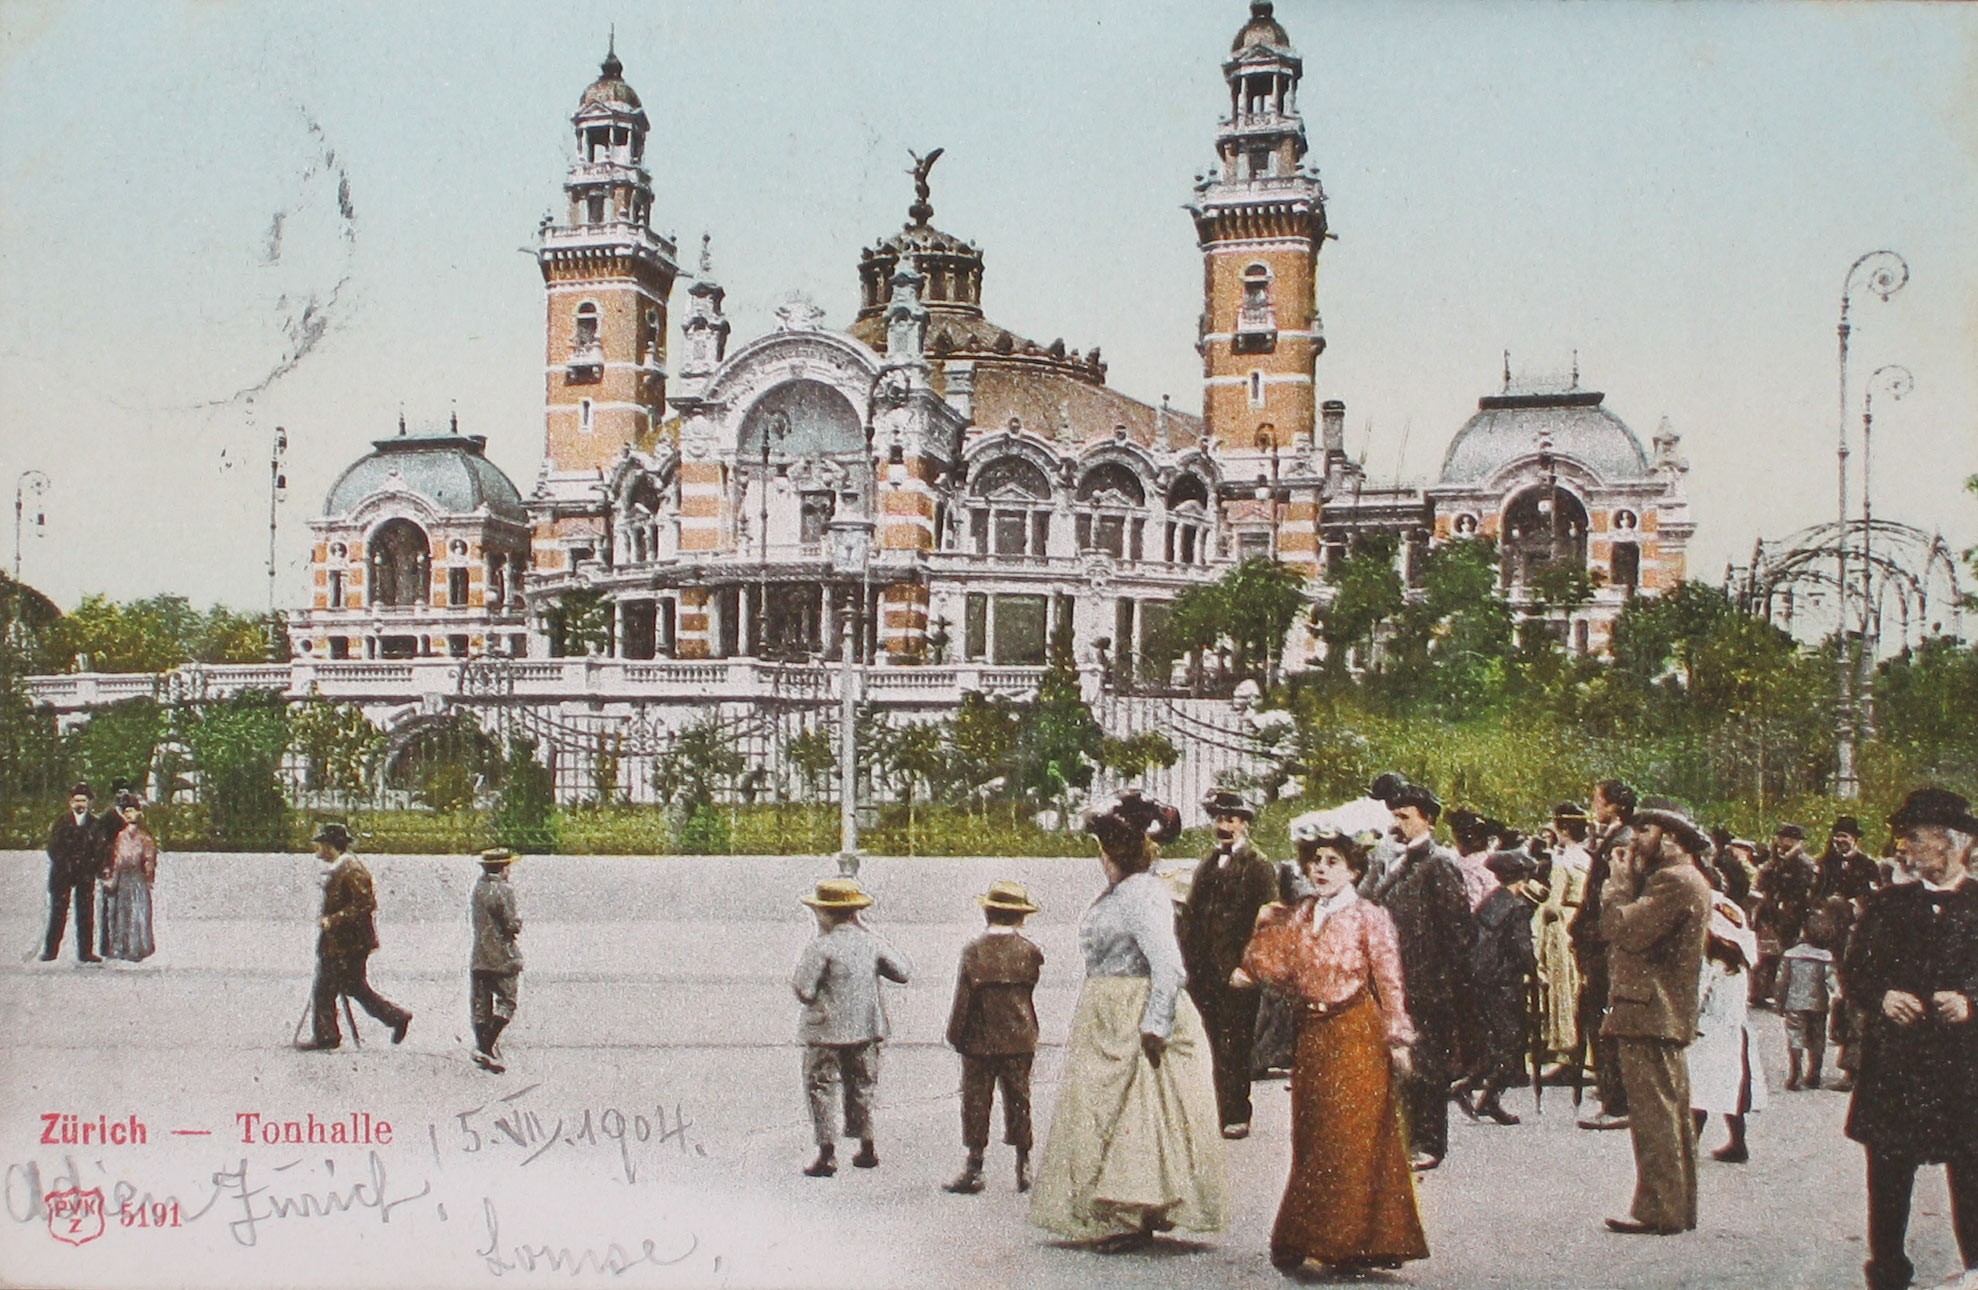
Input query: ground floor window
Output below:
<box><xmin>962</xmin><ymin>592</ymin><xmax>1048</xmax><ymax>665</ymax></box>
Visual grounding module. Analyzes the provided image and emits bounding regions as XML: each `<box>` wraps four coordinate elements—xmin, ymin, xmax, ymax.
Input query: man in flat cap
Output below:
<box><xmin>1180</xmin><ymin>788</ymin><xmax>1276</xmax><ymax>1139</ymax></box>
<box><xmin>470</xmin><ymin>847</ymin><xmax>523</xmax><ymax>1073</ymax></box>
<box><xmin>1600</xmin><ymin>797</ymin><xmax>1712</xmax><ymax>1236</ymax></box>
<box><xmin>1844</xmin><ymin>788</ymin><xmax>1978</xmax><ymax>1290</ymax></box>
<box><xmin>298</xmin><ymin>823</ymin><xmax>412</xmax><ymax>1051</ymax></box>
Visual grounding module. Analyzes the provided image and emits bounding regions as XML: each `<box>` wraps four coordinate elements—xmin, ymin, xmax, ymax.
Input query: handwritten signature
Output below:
<box><xmin>210</xmin><ymin>1150</ymin><xmax>433</xmax><ymax>1247</ymax></box>
<box><xmin>477</xmin><ymin>1198</ymin><xmax>699</xmax><ymax>1278</ymax></box>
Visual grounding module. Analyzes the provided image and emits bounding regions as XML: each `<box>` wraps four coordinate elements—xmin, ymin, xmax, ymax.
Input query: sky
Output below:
<box><xmin>1</xmin><ymin>0</ymin><xmax>1974</xmax><ymax>624</ymax></box>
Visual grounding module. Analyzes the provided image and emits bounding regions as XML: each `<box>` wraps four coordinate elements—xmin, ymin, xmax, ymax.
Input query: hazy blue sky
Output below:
<box><xmin>2</xmin><ymin>0</ymin><xmax>1973</xmax><ymax>620</ymax></box>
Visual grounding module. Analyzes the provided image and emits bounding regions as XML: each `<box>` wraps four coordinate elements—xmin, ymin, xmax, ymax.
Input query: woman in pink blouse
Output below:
<box><xmin>1239</xmin><ymin>818</ymin><xmax>1428</xmax><ymax>1274</ymax></box>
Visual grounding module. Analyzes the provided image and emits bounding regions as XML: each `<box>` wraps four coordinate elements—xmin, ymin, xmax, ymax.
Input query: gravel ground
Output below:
<box><xmin>0</xmin><ymin>850</ymin><xmax>1960</xmax><ymax>1290</ymax></box>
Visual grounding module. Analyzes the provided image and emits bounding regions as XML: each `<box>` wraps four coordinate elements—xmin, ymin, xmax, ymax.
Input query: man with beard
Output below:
<box><xmin>1179</xmin><ymin>788</ymin><xmax>1277</xmax><ymax>1139</ymax></box>
<box><xmin>1752</xmin><ymin>824</ymin><xmax>1820</xmax><ymax>1007</ymax></box>
<box><xmin>1843</xmin><ymin>789</ymin><xmax>1978</xmax><ymax>1290</ymax></box>
<box><xmin>1369</xmin><ymin>782</ymin><xmax>1474</xmax><ymax>1171</ymax></box>
<box><xmin>1573</xmin><ymin>779</ymin><xmax>1637</xmax><ymax>1131</ymax></box>
<box><xmin>1601</xmin><ymin>798</ymin><xmax>1712</xmax><ymax>1236</ymax></box>
<box><xmin>1820</xmin><ymin>816</ymin><xmax>1881</xmax><ymax>906</ymax></box>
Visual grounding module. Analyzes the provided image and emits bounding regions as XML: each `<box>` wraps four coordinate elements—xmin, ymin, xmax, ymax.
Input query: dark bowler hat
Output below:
<box><xmin>311</xmin><ymin>822</ymin><xmax>354</xmax><ymax>851</ymax></box>
<box><xmin>1888</xmin><ymin>787</ymin><xmax>1978</xmax><ymax>835</ymax></box>
<box><xmin>1774</xmin><ymin>823</ymin><xmax>1805</xmax><ymax>840</ymax></box>
<box><xmin>1390</xmin><ymin>782</ymin><xmax>1441</xmax><ymax>821</ymax></box>
<box><xmin>1486</xmin><ymin>848</ymin><xmax>1538</xmax><ymax>882</ymax></box>
<box><xmin>1830</xmin><ymin>815</ymin><xmax>1863</xmax><ymax>839</ymax></box>
<box><xmin>1369</xmin><ymin>771</ymin><xmax>1408</xmax><ymax>805</ymax></box>
<box><xmin>69</xmin><ymin>781</ymin><xmax>94</xmax><ymax>799</ymax></box>
<box><xmin>1201</xmin><ymin>788</ymin><xmax>1256</xmax><ymax>821</ymax></box>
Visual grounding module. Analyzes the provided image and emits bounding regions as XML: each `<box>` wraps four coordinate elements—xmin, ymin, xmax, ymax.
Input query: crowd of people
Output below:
<box><xmin>32</xmin><ymin>773</ymin><xmax>1978</xmax><ymax>1287</ymax></box>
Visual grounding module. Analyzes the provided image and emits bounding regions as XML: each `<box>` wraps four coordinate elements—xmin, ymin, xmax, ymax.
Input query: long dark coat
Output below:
<box><xmin>46</xmin><ymin>812</ymin><xmax>100</xmax><ymax>888</ymax></box>
<box><xmin>1370</xmin><ymin>838</ymin><xmax>1475</xmax><ymax>1041</ymax></box>
<box><xmin>1471</xmin><ymin>885</ymin><xmax>1538</xmax><ymax>1083</ymax></box>
<box><xmin>1843</xmin><ymin>879</ymin><xmax>1978</xmax><ymax>1161</ymax></box>
<box><xmin>1179</xmin><ymin>839</ymin><xmax>1277</xmax><ymax>997</ymax></box>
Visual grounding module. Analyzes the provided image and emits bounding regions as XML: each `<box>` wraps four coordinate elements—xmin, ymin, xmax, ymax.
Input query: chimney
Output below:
<box><xmin>1321</xmin><ymin>400</ymin><xmax>1346</xmax><ymax>455</ymax></box>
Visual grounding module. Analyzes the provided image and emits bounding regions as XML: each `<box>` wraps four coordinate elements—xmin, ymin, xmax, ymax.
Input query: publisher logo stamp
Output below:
<box><xmin>45</xmin><ymin>1187</ymin><xmax>106</xmax><ymax>1246</ymax></box>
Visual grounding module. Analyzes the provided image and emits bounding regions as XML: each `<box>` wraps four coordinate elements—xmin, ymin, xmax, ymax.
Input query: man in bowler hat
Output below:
<box><xmin>1179</xmin><ymin>787</ymin><xmax>1277</xmax><ymax>1138</ymax></box>
<box><xmin>41</xmin><ymin>782</ymin><xmax>103</xmax><ymax>963</ymax></box>
<box><xmin>298</xmin><ymin>823</ymin><xmax>412</xmax><ymax>1051</ymax></box>
<box><xmin>1843</xmin><ymin>788</ymin><xmax>1978</xmax><ymax>1290</ymax></box>
<box><xmin>469</xmin><ymin>847</ymin><xmax>523</xmax><ymax>1073</ymax></box>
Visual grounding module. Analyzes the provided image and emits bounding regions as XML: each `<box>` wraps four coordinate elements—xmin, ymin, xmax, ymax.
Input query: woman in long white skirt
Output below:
<box><xmin>1030</xmin><ymin>791</ymin><xmax>1228</xmax><ymax>1253</ymax></box>
<box><xmin>1691</xmin><ymin>896</ymin><xmax>1767</xmax><ymax>1162</ymax></box>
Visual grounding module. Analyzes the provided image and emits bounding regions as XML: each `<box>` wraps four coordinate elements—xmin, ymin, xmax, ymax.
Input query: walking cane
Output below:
<box><xmin>1527</xmin><ymin>971</ymin><xmax>1545</xmax><ymax>1116</ymax></box>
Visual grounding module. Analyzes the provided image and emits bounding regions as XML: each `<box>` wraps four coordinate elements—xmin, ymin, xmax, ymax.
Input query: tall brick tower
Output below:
<box><xmin>1190</xmin><ymin>2</ymin><xmax>1328</xmax><ymax>574</ymax></box>
<box><xmin>533</xmin><ymin>43</ymin><xmax>678</xmax><ymax>573</ymax></box>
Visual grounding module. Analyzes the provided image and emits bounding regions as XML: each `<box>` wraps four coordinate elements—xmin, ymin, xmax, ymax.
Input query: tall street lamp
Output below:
<box><xmin>754</xmin><ymin>410</ymin><xmax>793</xmax><ymax>658</ymax></box>
<box><xmin>1856</xmin><ymin>363</ymin><xmax>1912</xmax><ymax>741</ymax></box>
<box><xmin>828</xmin><ymin>509</ymin><xmax>874</xmax><ymax>876</ymax></box>
<box><xmin>13</xmin><ymin>470</ymin><xmax>50</xmax><ymax>582</ymax></box>
<box><xmin>268</xmin><ymin>426</ymin><xmax>289</xmax><ymax>659</ymax></box>
<box><xmin>1833</xmin><ymin>250</ymin><xmax>1908</xmax><ymax>799</ymax></box>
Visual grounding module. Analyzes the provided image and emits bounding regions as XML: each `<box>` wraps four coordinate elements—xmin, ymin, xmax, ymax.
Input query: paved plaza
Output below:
<box><xmin>0</xmin><ymin>850</ymin><xmax>1962</xmax><ymax>1289</ymax></box>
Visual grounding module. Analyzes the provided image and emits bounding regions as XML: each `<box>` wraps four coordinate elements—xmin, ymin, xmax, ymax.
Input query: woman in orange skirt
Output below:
<box><xmin>1239</xmin><ymin>820</ymin><xmax>1428</xmax><ymax>1274</ymax></box>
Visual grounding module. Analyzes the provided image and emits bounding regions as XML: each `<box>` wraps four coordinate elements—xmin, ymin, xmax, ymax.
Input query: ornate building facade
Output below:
<box><xmin>297</xmin><ymin>3</ymin><xmax>1692</xmax><ymax>676</ymax></box>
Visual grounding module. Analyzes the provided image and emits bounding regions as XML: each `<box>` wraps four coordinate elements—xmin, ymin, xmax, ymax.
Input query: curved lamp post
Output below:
<box><xmin>1833</xmin><ymin>250</ymin><xmax>1908</xmax><ymax>798</ymax></box>
<box><xmin>828</xmin><ymin>509</ymin><xmax>874</xmax><ymax>877</ymax></box>
<box><xmin>1856</xmin><ymin>363</ymin><xmax>1912</xmax><ymax>741</ymax></box>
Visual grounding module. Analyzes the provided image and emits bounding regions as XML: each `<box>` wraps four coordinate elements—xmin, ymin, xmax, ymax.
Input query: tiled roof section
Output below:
<box><xmin>323</xmin><ymin>433</ymin><xmax>527</xmax><ymax>523</ymax></box>
<box><xmin>1438</xmin><ymin>389</ymin><xmax>1651</xmax><ymax>486</ymax></box>
<box><xmin>968</xmin><ymin>365</ymin><xmax>1202</xmax><ymax>452</ymax></box>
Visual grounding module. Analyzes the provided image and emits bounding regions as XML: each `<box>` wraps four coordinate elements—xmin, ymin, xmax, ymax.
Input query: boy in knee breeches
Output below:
<box><xmin>943</xmin><ymin>881</ymin><xmax>1045</xmax><ymax>1195</ymax></box>
<box><xmin>792</xmin><ymin>878</ymin><xmax>910</xmax><ymax>1177</ymax></box>
<box><xmin>1778</xmin><ymin>912</ymin><xmax>1839</xmax><ymax>1090</ymax></box>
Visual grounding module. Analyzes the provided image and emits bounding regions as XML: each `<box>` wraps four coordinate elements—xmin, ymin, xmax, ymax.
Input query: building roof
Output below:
<box><xmin>579</xmin><ymin>48</ymin><xmax>641</xmax><ymax>111</ymax></box>
<box><xmin>1232</xmin><ymin>1</ymin><xmax>1291</xmax><ymax>53</ymax></box>
<box><xmin>1437</xmin><ymin>387</ymin><xmax>1650</xmax><ymax>487</ymax></box>
<box><xmin>970</xmin><ymin>366</ymin><xmax>1202</xmax><ymax>454</ymax></box>
<box><xmin>322</xmin><ymin>431</ymin><xmax>527</xmax><ymax>523</ymax></box>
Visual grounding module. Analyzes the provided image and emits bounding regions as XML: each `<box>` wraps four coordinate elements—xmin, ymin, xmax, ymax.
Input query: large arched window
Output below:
<box><xmin>1077</xmin><ymin>462</ymin><xmax>1148</xmax><ymax>561</ymax></box>
<box><xmin>966</xmin><ymin>455</ymin><xmax>1054</xmax><ymax>557</ymax></box>
<box><xmin>1500</xmin><ymin>485</ymin><xmax>1590</xmax><ymax>589</ymax></box>
<box><xmin>1164</xmin><ymin>472</ymin><xmax>1212</xmax><ymax>566</ymax></box>
<box><xmin>368</xmin><ymin>519</ymin><xmax>432</xmax><ymax>608</ymax></box>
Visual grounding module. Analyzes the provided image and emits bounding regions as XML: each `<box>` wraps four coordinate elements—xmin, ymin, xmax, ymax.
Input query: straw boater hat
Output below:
<box><xmin>800</xmin><ymin>877</ymin><xmax>873</xmax><ymax>910</ymax></box>
<box><xmin>977</xmin><ymin>880</ymin><xmax>1040</xmax><ymax>915</ymax></box>
<box><xmin>1553</xmin><ymin>801</ymin><xmax>1589</xmax><ymax>823</ymax></box>
<box><xmin>478</xmin><ymin>847</ymin><xmax>518</xmax><ymax>867</ymax></box>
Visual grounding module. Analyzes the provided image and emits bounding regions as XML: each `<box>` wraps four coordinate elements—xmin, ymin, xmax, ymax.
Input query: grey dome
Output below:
<box><xmin>322</xmin><ymin>432</ymin><xmax>526</xmax><ymax>522</ymax></box>
<box><xmin>1438</xmin><ymin>390</ymin><xmax>1649</xmax><ymax>486</ymax></box>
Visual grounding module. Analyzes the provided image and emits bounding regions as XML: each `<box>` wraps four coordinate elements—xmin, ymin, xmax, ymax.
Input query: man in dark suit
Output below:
<box><xmin>1599</xmin><ymin>798</ymin><xmax>1713</xmax><ymax>1236</ymax></box>
<box><xmin>1370</xmin><ymin>782</ymin><xmax>1475</xmax><ymax>1171</ymax></box>
<box><xmin>1179</xmin><ymin>787</ymin><xmax>1277</xmax><ymax>1139</ymax></box>
<box><xmin>41</xmin><ymin>782</ymin><xmax>103</xmax><ymax>963</ymax></box>
<box><xmin>1573</xmin><ymin>778</ymin><xmax>1637</xmax><ymax>1130</ymax></box>
<box><xmin>944</xmin><ymin>880</ymin><xmax>1045</xmax><ymax>1195</ymax></box>
<box><xmin>1844</xmin><ymin>788</ymin><xmax>1978</xmax><ymax>1290</ymax></box>
<box><xmin>298</xmin><ymin>823</ymin><xmax>412</xmax><ymax>1051</ymax></box>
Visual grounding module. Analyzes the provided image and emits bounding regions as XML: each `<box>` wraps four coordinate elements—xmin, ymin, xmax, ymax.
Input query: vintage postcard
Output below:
<box><xmin>2</xmin><ymin>2</ymin><xmax>1975</xmax><ymax>1288</ymax></box>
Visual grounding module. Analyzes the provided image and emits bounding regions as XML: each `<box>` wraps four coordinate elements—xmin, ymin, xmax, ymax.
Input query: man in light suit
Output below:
<box><xmin>1600</xmin><ymin>797</ymin><xmax>1713</xmax><ymax>1235</ymax></box>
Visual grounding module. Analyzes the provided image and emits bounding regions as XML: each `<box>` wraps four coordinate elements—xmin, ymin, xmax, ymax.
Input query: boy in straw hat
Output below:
<box><xmin>469</xmin><ymin>848</ymin><xmax>523</xmax><ymax>1074</ymax></box>
<box><xmin>792</xmin><ymin>877</ymin><xmax>911</xmax><ymax>1177</ymax></box>
<box><xmin>943</xmin><ymin>880</ymin><xmax>1045</xmax><ymax>1195</ymax></box>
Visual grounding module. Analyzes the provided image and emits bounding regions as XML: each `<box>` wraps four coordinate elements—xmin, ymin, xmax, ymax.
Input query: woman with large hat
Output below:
<box><xmin>1029</xmin><ymin>790</ymin><xmax>1228</xmax><ymax>1253</ymax></box>
<box><xmin>98</xmin><ymin>792</ymin><xmax>157</xmax><ymax>962</ymax></box>
<box><xmin>1239</xmin><ymin>816</ymin><xmax>1427</xmax><ymax>1274</ymax></box>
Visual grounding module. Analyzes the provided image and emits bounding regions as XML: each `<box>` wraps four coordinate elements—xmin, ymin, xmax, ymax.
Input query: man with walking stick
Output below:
<box><xmin>296</xmin><ymin>823</ymin><xmax>412</xmax><ymax>1052</ymax></box>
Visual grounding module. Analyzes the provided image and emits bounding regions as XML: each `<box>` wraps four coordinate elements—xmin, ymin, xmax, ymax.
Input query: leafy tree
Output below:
<box><xmin>1316</xmin><ymin>535</ymin><xmax>1404</xmax><ymax>675</ymax></box>
<box><xmin>1012</xmin><ymin>631</ymin><xmax>1105</xmax><ymax>816</ymax></box>
<box><xmin>47</xmin><ymin>595</ymin><xmax>276</xmax><ymax>672</ymax></box>
<box><xmin>1098</xmin><ymin>728</ymin><xmax>1180</xmax><ymax>780</ymax></box>
<box><xmin>1222</xmin><ymin>558</ymin><xmax>1308</xmax><ymax>679</ymax></box>
<box><xmin>492</xmin><ymin>731</ymin><xmax>558</xmax><ymax>852</ymax></box>
<box><xmin>785</xmin><ymin>725</ymin><xmax>839</xmax><ymax>799</ymax></box>
<box><xmin>1143</xmin><ymin>582</ymin><xmax>1224</xmax><ymax>689</ymax></box>
<box><xmin>288</xmin><ymin>697</ymin><xmax>382</xmax><ymax>797</ymax></box>
<box><xmin>73</xmin><ymin>697</ymin><xmax>165</xmax><ymax>794</ymax></box>
<box><xmin>1381</xmin><ymin>537</ymin><xmax>1513</xmax><ymax>710</ymax></box>
<box><xmin>547</xmin><ymin>589</ymin><xmax>612</xmax><ymax>657</ymax></box>
<box><xmin>651</xmin><ymin>713</ymin><xmax>745</xmax><ymax>810</ymax></box>
<box><xmin>950</xmin><ymin>691</ymin><xmax>1021</xmax><ymax>801</ymax></box>
<box><xmin>181</xmin><ymin>690</ymin><xmax>291</xmax><ymax>849</ymax></box>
